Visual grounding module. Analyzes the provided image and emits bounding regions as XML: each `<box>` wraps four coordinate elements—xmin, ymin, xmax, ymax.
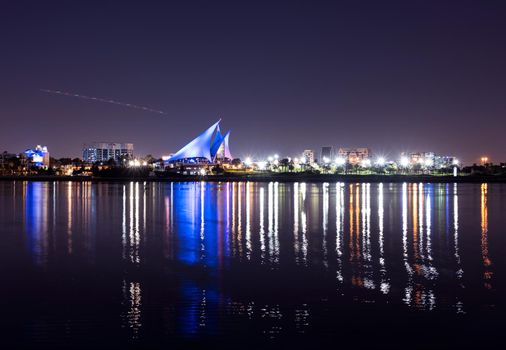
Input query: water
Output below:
<box><xmin>0</xmin><ymin>181</ymin><xmax>505</xmax><ymax>348</ymax></box>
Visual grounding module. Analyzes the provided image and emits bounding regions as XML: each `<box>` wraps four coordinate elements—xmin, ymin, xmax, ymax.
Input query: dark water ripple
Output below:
<box><xmin>0</xmin><ymin>181</ymin><xmax>505</xmax><ymax>348</ymax></box>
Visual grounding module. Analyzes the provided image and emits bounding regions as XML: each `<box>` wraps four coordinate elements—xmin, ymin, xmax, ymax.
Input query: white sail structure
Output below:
<box><xmin>168</xmin><ymin>120</ymin><xmax>221</xmax><ymax>162</ymax></box>
<box><xmin>222</xmin><ymin>130</ymin><xmax>232</xmax><ymax>159</ymax></box>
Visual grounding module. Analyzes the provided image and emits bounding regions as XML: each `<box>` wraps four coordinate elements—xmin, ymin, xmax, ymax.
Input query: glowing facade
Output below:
<box><xmin>168</xmin><ymin>120</ymin><xmax>232</xmax><ymax>163</ymax></box>
<box><xmin>24</xmin><ymin>145</ymin><xmax>50</xmax><ymax>167</ymax></box>
<box><xmin>337</xmin><ymin>148</ymin><xmax>371</xmax><ymax>165</ymax></box>
<box><xmin>83</xmin><ymin>142</ymin><xmax>134</xmax><ymax>163</ymax></box>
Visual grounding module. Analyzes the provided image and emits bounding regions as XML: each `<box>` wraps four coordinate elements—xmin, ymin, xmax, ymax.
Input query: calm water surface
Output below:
<box><xmin>0</xmin><ymin>181</ymin><xmax>505</xmax><ymax>348</ymax></box>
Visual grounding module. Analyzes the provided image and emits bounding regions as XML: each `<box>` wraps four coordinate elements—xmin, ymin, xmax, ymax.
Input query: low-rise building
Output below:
<box><xmin>337</xmin><ymin>148</ymin><xmax>371</xmax><ymax>165</ymax></box>
<box><xmin>402</xmin><ymin>151</ymin><xmax>457</xmax><ymax>168</ymax></box>
<box><xmin>24</xmin><ymin>145</ymin><xmax>50</xmax><ymax>168</ymax></box>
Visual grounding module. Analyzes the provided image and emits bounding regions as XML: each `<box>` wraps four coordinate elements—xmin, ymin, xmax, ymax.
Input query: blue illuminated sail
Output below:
<box><xmin>169</xmin><ymin>120</ymin><xmax>220</xmax><ymax>162</ymax></box>
<box><xmin>210</xmin><ymin>125</ymin><xmax>224</xmax><ymax>159</ymax></box>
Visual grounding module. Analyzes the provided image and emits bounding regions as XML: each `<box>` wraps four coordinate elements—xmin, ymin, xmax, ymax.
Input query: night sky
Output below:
<box><xmin>1</xmin><ymin>0</ymin><xmax>505</xmax><ymax>164</ymax></box>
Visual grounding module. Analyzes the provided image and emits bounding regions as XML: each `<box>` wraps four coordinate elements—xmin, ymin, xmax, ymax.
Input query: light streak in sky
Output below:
<box><xmin>40</xmin><ymin>89</ymin><xmax>166</xmax><ymax>115</ymax></box>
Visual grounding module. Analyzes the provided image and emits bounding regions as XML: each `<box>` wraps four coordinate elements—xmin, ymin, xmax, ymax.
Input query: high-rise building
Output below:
<box><xmin>320</xmin><ymin>146</ymin><xmax>333</xmax><ymax>163</ymax></box>
<box><xmin>83</xmin><ymin>142</ymin><xmax>134</xmax><ymax>163</ymax></box>
<box><xmin>302</xmin><ymin>149</ymin><xmax>315</xmax><ymax>164</ymax></box>
<box><xmin>337</xmin><ymin>148</ymin><xmax>371</xmax><ymax>165</ymax></box>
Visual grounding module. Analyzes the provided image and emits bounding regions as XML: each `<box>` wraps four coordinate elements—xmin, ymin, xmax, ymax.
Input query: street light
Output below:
<box><xmin>256</xmin><ymin>161</ymin><xmax>267</xmax><ymax>170</ymax></box>
<box><xmin>376</xmin><ymin>157</ymin><xmax>385</xmax><ymax>166</ymax></box>
<box><xmin>360</xmin><ymin>159</ymin><xmax>371</xmax><ymax>167</ymax></box>
<box><xmin>400</xmin><ymin>156</ymin><xmax>409</xmax><ymax>167</ymax></box>
<box><xmin>335</xmin><ymin>157</ymin><xmax>346</xmax><ymax>166</ymax></box>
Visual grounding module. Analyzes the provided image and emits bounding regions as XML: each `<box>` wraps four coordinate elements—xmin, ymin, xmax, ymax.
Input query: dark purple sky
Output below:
<box><xmin>1</xmin><ymin>0</ymin><xmax>505</xmax><ymax>164</ymax></box>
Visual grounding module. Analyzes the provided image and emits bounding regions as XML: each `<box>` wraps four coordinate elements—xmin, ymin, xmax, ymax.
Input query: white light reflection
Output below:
<box><xmin>273</xmin><ymin>182</ymin><xmax>280</xmax><ymax>263</ymax></box>
<box><xmin>378</xmin><ymin>183</ymin><xmax>389</xmax><ymax>294</ymax></box>
<box><xmin>453</xmin><ymin>183</ymin><xmax>465</xmax><ymax>313</ymax></box>
<box><xmin>362</xmin><ymin>183</ymin><xmax>374</xmax><ymax>290</ymax></box>
<box><xmin>293</xmin><ymin>183</ymin><xmax>300</xmax><ymax>263</ymax></box>
<box><xmin>237</xmin><ymin>182</ymin><xmax>243</xmax><ymax>258</ymax></box>
<box><xmin>67</xmin><ymin>182</ymin><xmax>73</xmax><ymax>254</ymax></box>
<box><xmin>335</xmin><ymin>183</ymin><xmax>344</xmax><ymax>283</ymax></box>
<box><xmin>122</xmin><ymin>280</ymin><xmax>142</xmax><ymax>338</ymax></box>
<box><xmin>268</xmin><ymin>182</ymin><xmax>274</xmax><ymax>263</ymax></box>
<box><xmin>300</xmin><ymin>183</ymin><xmax>308</xmax><ymax>265</ymax></box>
<box><xmin>246</xmin><ymin>182</ymin><xmax>252</xmax><ymax>260</ymax></box>
<box><xmin>259</xmin><ymin>186</ymin><xmax>266</xmax><ymax>263</ymax></box>
<box><xmin>322</xmin><ymin>182</ymin><xmax>329</xmax><ymax>268</ymax></box>
<box><xmin>402</xmin><ymin>182</ymin><xmax>413</xmax><ymax>305</ymax></box>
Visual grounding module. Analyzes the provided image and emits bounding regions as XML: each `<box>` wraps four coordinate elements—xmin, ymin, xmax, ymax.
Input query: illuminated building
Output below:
<box><xmin>405</xmin><ymin>152</ymin><xmax>424</xmax><ymax>165</ymax></box>
<box><xmin>401</xmin><ymin>152</ymin><xmax>457</xmax><ymax>168</ymax></box>
<box><xmin>83</xmin><ymin>142</ymin><xmax>134</xmax><ymax>163</ymax></box>
<box><xmin>320</xmin><ymin>146</ymin><xmax>333</xmax><ymax>164</ymax></box>
<box><xmin>337</xmin><ymin>148</ymin><xmax>371</xmax><ymax>165</ymax></box>
<box><xmin>24</xmin><ymin>145</ymin><xmax>50</xmax><ymax>168</ymax></box>
<box><xmin>167</xmin><ymin>120</ymin><xmax>232</xmax><ymax>164</ymax></box>
<box><xmin>433</xmin><ymin>155</ymin><xmax>457</xmax><ymax>168</ymax></box>
<box><xmin>302</xmin><ymin>149</ymin><xmax>315</xmax><ymax>164</ymax></box>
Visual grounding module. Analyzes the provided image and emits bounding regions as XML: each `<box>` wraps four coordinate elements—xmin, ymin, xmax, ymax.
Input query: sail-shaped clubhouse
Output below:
<box><xmin>166</xmin><ymin>120</ymin><xmax>232</xmax><ymax>164</ymax></box>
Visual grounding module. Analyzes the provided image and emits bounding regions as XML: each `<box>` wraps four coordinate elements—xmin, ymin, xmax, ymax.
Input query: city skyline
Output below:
<box><xmin>1</xmin><ymin>1</ymin><xmax>505</xmax><ymax>164</ymax></box>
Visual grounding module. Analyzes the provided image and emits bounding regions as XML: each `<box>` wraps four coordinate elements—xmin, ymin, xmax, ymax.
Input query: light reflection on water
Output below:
<box><xmin>1</xmin><ymin>181</ymin><xmax>504</xmax><ymax>346</ymax></box>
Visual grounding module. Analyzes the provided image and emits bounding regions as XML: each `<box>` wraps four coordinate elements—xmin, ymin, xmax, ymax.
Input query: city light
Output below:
<box><xmin>244</xmin><ymin>157</ymin><xmax>252</xmax><ymax>166</ymax></box>
<box><xmin>199</xmin><ymin>168</ymin><xmax>206</xmax><ymax>176</ymax></box>
<box><xmin>424</xmin><ymin>158</ymin><xmax>434</xmax><ymax>167</ymax></box>
<box><xmin>452</xmin><ymin>158</ymin><xmax>459</xmax><ymax>166</ymax></box>
<box><xmin>267</xmin><ymin>156</ymin><xmax>274</xmax><ymax>162</ymax></box>
<box><xmin>481</xmin><ymin>156</ymin><xmax>489</xmax><ymax>164</ymax></box>
<box><xmin>376</xmin><ymin>157</ymin><xmax>386</xmax><ymax>166</ymax></box>
<box><xmin>335</xmin><ymin>157</ymin><xmax>346</xmax><ymax>166</ymax></box>
<box><xmin>360</xmin><ymin>159</ymin><xmax>371</xmax><ymax>167</ymax></box>
<box><xmin>323</xmin><ymin>157</ymin><xmax>330</xmax><ymax>164</ymax></box>
<box><xmin>256</xmin><ymin>161</ymin><xmax>267</xmax><ymax>170</ymax></box>
<box><xmin>400</xmin><ymin>156</ymin><xmax>410</xmax><ymax>167</ymax></box>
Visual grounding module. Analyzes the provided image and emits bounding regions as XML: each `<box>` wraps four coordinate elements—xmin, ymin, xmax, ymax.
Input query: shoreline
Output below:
<box><xmin>0</xmin><ymin>173</ymin><xmax>505</xmax><ymax>183</ymax></box>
